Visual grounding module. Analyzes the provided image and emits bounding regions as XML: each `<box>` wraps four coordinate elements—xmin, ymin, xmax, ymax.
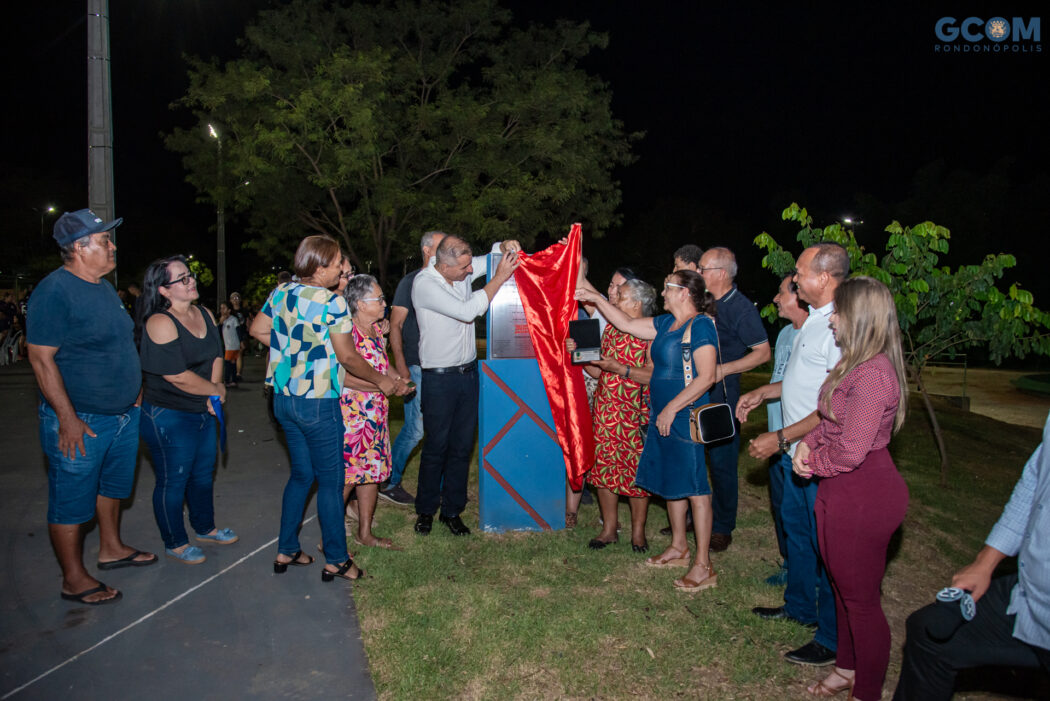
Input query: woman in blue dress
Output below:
<box><xmin>576</xmin><ymin>270</ymin><xmax>719</xmax><ymax>592</ymax></box>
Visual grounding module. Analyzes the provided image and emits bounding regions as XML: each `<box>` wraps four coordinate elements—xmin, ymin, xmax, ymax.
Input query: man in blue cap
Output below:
<box><xmin>28</xmin><ymin>209</ymin><xmax>157</xmax><ymax>606</ymax></box>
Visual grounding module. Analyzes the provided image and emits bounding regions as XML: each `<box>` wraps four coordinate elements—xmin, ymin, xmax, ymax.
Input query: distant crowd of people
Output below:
<box><xmin>25</xmin><ymin>208</ymin><xmax>1049</xmax><ymax>700</ymax></box>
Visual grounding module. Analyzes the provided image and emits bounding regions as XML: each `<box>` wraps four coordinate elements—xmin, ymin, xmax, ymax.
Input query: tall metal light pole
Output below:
<box><xmin>38</xmin><ymin>205</ymin><xmax>56</xmax><ymax>237</ymax></box>
<box><xmin>87</xmin><ymin>0</ymin><xmax>117</xmax><ymax>287</ymax></box>
<box><xmin>209</xmin><ymin>124</ymin><xmax>227</xmax><ymax>306</ymax></box>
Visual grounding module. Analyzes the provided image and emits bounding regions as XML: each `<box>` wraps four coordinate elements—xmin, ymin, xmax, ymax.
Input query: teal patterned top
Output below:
<box><xmin>262</xmin><ymin>282</ymin><xmax>354</xmax><ymax>398</ymax></box>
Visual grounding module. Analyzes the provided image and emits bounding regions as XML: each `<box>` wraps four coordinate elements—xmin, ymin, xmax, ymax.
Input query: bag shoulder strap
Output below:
<box><xmin>680</xmin><ymin>316</ymin><xmax>694</xmax><ymax>384</ymax></box>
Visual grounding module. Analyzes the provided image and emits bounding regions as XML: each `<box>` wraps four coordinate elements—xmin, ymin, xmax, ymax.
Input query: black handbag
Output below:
<box><xmin>680</xmin><ymin>317</ymin><xmax>736</xmax><ymax>444</ymax></box>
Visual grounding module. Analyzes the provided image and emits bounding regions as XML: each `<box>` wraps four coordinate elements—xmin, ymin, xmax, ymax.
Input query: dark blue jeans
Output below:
<box><xmin>769</xmin><ymin>451</ymin><xmax>790</xmax><ymax>563</ymax></box>
<box><xmin>782</xmin><ymin>462</ymin><xmax>837</xmax><ymax>650</ymax></box>
<box><xmin>274</xmin><ymin>394</ymin><xmax>349</xmax><ymax>565</ymax></box>
<box><xmin>706</xmin><ymin>425</ymin><xmax>741</xmax><ymax>534</ymax></box>
<box><xmin>139</xmin><ymin>402</ymin><xmax>217</xmax><ymax>550</ymax></box>
<box><xmin>416</xmin><ymin>366</ymin><xmax>478</xmax><ymax>518</ymax></box>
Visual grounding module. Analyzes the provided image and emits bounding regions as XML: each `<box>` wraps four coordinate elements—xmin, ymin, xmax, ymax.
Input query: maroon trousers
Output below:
<box><xmin>815</xmin><ymin>448</ymin><xmax>909</xmax><ymax>701</ymax></box>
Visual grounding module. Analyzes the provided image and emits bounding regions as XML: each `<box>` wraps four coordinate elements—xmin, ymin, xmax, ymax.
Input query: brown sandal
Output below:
<box><xmin>806</xmin><ymin>669</ymin><xmax>854</xmax><ymax>697</ymax></box>
<box><xmin>645</xmin><ymin>547</ymin><xmax>691</xmax><ymax>568</ymax></box>
<box><xmin>673</xmin><ymin>563</ymin><xmax>717</xmax><ymax>592</ymax></box>
<box><xmin>565</xmin><ymin>511</ymin><xmax>578</xmax><ymax>529</ymax></box>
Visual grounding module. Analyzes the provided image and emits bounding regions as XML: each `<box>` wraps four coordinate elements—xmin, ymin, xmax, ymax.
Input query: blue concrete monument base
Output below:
<box><xmin>478</xmin><ymin>359</ymin><xmax>567</xmax><ymax>532</ymax></box>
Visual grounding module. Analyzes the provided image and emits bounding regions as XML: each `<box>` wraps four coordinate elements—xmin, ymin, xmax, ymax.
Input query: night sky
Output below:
<box><xmin>8</xmin><ymin>2</ymin><xmax>1048</xmax><ymax>308</ymax></box>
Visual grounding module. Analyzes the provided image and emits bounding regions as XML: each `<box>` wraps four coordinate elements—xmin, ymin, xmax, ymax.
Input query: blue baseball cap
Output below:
<box><xmin>53</xmin><ymin>209</ymin><xmax>123</xmax><ymax>247</ymax></box>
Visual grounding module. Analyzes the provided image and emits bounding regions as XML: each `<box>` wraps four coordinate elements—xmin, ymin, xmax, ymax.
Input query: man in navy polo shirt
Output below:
<box><xmin>383</xmin><ymin>230</ymin><xmax>446</xmax><ymax>506</ymax></box>
<box><xmin>699</xmin><ymin>246</ymin><xmax>771</xmax><ymax>552</ymax></box>
<box><xmin>28</xmin><ymin>209</ymin><xmax>157</xmax><ymax>606</ymax></box>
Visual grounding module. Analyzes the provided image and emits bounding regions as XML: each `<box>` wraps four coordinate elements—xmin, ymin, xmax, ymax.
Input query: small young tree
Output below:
<box><xmin>754</xmin><ymin>204</ymin><xmax>1050</xmax><ymax>485</ymax></box>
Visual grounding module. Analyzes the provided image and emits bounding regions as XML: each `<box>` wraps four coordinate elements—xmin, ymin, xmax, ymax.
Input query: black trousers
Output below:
<box><xmin>894</xmin><ymin>573</ymin><xmax>1050</xmax><ymax>700</ymax></box>
<box><xmin>415</xmin><ymin>366</ymin><xmax>478</xmax><ymax>518</ymax></box>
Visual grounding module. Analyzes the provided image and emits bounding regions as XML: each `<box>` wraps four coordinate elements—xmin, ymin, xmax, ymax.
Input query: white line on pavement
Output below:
<box><xmin>2</xmin><ymin>515</ymin><xmax>316</xmax><ymax>700</ymax></box>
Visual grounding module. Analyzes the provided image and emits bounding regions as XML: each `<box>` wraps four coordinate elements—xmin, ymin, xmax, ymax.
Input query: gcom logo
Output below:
<box><xmin>934</xmin><ymin>16</ymin><xmax>1042</xmax><ymax>52</ymax></box>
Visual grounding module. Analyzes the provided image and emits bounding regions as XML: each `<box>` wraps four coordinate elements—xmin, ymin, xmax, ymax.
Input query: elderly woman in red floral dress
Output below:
<box><xmin>570</xmin><ymin>278</ymin><xmax>658</xmax><ymax>552</ymax></box>
<box><xmin>340</xmin><ymin>274</ymin><xmax>404</xmax><ymax>549</ymax></box>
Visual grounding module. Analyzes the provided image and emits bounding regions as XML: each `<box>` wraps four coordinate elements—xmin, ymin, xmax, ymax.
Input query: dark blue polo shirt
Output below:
<box><xmin>711</xmin><ymin>285</ymin><xmax>767</xmax><ymax>409</ymax></box>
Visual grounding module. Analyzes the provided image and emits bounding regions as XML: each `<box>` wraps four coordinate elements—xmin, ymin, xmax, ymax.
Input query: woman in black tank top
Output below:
<box><xmin>134</xmin><ymin>255</ymin><xmax>238</xmax><ymax>565</ymax></box>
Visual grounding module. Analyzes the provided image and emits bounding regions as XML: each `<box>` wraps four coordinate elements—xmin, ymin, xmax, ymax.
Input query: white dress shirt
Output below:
<box><xmin>780</xmin><ymin>301</ymin><xmax>840</xmax><ymax>455</ymax></box>
<box><xmin>412</xmin><ymin>243</ymin><xmax>501</xmax><ymax>369</ymax></box>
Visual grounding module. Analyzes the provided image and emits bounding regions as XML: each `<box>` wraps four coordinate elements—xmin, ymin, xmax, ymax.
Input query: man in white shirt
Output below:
<box><xmin>736</xmin><ymin>242</ymin><xmax>849</xmax><ymax>667</ymax></box>
<box><xmin>411</xmin><ymin>235</ymin><xmax>520</xmax><ymax>536</ymax></box>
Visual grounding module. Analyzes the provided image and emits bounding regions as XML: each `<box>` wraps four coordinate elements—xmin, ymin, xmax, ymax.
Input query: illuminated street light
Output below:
<box><xmin>36</xmin><ymin>205</ymin><xmax>57</xmax><ymax>237</ymax></box>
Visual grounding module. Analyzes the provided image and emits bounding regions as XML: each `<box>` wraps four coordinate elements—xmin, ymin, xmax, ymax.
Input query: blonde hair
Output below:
<box><xmin>821</xmin><ymin>276</ymin><xmax>909</xmax><ymax>432</ymax></box>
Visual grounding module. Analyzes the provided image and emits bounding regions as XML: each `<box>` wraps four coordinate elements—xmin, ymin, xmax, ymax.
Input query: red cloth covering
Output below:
<box><xmin>513</xmin><ymin>223</ymin><xmax>594</xmax><ymax>491</ymax></box>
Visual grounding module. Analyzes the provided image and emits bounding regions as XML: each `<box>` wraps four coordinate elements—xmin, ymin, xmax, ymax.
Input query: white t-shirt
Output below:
<box><xmin>221</xmin><ymin>315</ymin><xmax>241</xmax><ymax>351</ymax></box>
<box><xmin>780</xmin><ymin>301</ymin><xmax>840</xmax><ymax>455</ymax></box>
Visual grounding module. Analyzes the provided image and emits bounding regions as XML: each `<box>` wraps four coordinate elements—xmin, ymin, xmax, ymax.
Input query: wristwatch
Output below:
<box><xmin>777</xmin><ymin>429</ymin><xmax>790</xmax><ymax>453</ymax></box>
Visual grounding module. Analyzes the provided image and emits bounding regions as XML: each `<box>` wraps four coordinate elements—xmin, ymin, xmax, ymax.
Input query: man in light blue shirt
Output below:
<box><xmin>894</xmin><ymin>411</ymin><xmax>1050</xmax><ymax>699</ymax></box>
<box><xmin>764</xmin><ymin>273</ymin><xmax>808</xmax><ymax>585</ymax></box>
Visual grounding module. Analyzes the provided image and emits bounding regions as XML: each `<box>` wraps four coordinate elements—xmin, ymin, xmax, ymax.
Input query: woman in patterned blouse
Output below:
<box><xmin>793</xmin><ymin>276</ymin><xmax>909</xmax><ymax>700</ymax></box>
<box><xmin>250</xmin><ymin>236</ymin><xmax>406</xmax><ymax>583</ymax></box>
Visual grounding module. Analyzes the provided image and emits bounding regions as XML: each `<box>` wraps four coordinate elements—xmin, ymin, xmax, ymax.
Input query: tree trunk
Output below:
<box><xmin>911</xmin><ymin>367</ymin><xmax>951</xmax><ymax>487</ymax></box>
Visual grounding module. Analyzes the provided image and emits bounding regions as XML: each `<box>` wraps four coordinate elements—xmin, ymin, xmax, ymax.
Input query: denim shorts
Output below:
<box><xmin>40</xmin><ymin>402</ymin><xmax>141</xmax><ymax>524</ymax></box>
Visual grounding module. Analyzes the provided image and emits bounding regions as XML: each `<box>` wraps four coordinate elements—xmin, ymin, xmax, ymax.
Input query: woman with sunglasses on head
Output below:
<box><xmin>250</xmin><ymin>236</ymin><xmax>408</xmax><ymax>583</ymax></box>
<box><xmin>135</xmin><ymin>257</ymin><xmax>238</xmax><ymax>565</ymax></box>
<box><xmin>793</xmin><ymin>276</ymin><xmax>909</xmax><ymax>700</ymax></box>
<box><xmin>577</xmin><ymin>269</ymin><xmax>719</xmax><ymax>592</ymax></box>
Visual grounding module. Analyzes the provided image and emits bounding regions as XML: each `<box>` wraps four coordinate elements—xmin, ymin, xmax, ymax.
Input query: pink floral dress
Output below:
<box><xmin>340</xmin><ymin>323</ymin><xmax>392</xmax><ymax>485</ymax></box>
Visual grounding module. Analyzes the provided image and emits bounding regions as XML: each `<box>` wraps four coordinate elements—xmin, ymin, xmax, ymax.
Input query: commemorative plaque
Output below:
<box><xmin>486</xmin><ymin>252</ymin><xmax>536</xmax><ymax>359</ymax></box>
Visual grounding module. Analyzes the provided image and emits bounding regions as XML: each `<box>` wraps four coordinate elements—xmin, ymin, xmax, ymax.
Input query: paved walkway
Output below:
<box><xmin>917</xmin><ymin>366</ymin><xmax>1050</xmax><ymax>429</ymax></box>
<box><xmin>0</xmin><ymin>357</ymin><xmax>375</xmax><ymax>700</ymax></box>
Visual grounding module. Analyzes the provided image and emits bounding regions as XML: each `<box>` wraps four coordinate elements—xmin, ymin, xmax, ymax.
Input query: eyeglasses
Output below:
<box><xmin>361</xmin><ymin>295</ymin><xmax>385</xmax><ymax>304</ymax></box>
<box><xmin>664</xmin><ymin>282</ymin><xmax>686</xmax><ymax>290</ymax></box>
<box><xmin>162</xmin><ymin>272</ymin><xmax>197</xmax><ymax>287</ymax></box>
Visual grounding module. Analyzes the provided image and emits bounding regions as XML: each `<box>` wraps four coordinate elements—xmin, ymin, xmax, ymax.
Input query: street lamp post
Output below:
<box><xmin>38</xmin><ymin>205</ymin><xmax>56</xmax><ymax>237</ymax></box>
<box><xmin>209</xmin><ymin>124</ymin><xmax>227</xmax><ymax>306</ymax></box>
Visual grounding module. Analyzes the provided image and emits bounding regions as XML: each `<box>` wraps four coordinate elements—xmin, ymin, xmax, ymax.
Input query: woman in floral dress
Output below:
<box><xmin>341</xmin><ymin>274</ymin><xmax>403</xmax><ymax>549</ymax></box>
<box><xmin>573</xmin><ymin>278</ymin><xmax>658</xmax><ymax>552</ymax></box>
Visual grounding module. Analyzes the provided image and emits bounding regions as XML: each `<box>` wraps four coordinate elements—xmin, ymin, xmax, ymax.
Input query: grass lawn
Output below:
<box><xmin>350</xmin><ymin>372</ymin><xmax>1045</xmax><ymax>700</ymax></box>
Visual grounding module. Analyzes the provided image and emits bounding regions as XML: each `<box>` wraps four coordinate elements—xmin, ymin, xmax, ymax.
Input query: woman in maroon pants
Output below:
<box><xmin>793</xmin><ymin>276</ymin><xmax>909</xmax><ymax>700</ymax></box>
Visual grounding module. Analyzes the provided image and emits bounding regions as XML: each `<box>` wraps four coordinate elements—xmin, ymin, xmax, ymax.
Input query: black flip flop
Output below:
<box><xmin>60</xmin><ymin>584</ymin><xmax>123</xmax><ymax>606</ymax></box>
<box><xmin>97</xmin><ymin>549</ymin><xmax>158</xmax><ymax>570</ymax></box>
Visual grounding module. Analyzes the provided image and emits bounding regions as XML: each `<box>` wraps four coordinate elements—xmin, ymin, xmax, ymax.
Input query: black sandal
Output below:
<box><xmin>321</xmin><ymin>558</ymin><xmax>366</xmax><ymax>582</ymax></box>
<box><xmin>273</xmin><ymin>550</ymin><xmax>314</xmax><ymax>573</ymax></box>
<box><xmin>632</xmin><ymin>540</ymin><xmax>650</xmax><ymax>554</ymax></box>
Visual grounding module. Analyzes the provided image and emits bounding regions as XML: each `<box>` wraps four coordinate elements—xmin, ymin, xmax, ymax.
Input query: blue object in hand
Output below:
<box><xmin>926</xmin><ymin>587</ymin><xmax>976</xmax><ymax>641</ymax></box>
<box><xmin>209</xmin><ymin>395</ymin><xmax>227</xmax><ymax>452</ymax></box>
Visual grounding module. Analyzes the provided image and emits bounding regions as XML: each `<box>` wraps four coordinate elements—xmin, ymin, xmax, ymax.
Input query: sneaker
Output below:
<box><xmin>378</xmin><ymin>482</ymin><xmax>414</xmax><ymax>506</ymax></box>
<box><xmin>784</xmin><ymin>640</ymin><xmax>836</xmax><ymax>666</ymax></box>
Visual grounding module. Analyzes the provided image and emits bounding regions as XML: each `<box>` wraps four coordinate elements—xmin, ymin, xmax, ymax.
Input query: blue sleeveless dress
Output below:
<box><xmin>634</xmin><ymin>314</ymin><xmax>716</xmax><ymax>499</ymax></box>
